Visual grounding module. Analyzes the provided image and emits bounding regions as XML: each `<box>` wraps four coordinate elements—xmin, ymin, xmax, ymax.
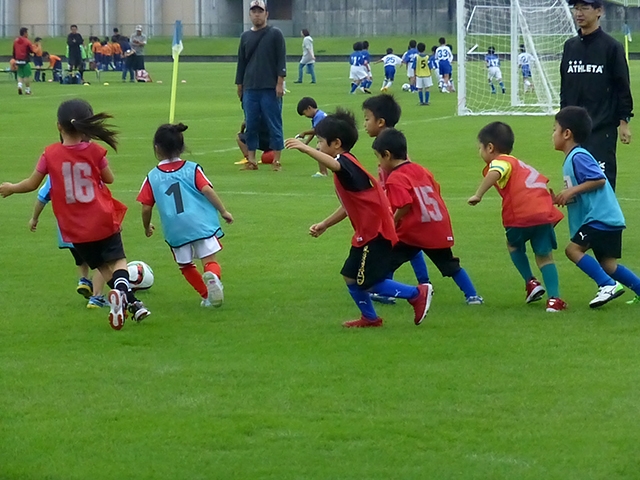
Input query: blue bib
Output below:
<box><xmin>562</xmin><ymin>147</ymin><xmax>625</xmax><ymax>237</ymax></box>
<box><xmin>147</xmin><ymin>161</ymin><xmax>223</xmax><ymax>248</ymax></box>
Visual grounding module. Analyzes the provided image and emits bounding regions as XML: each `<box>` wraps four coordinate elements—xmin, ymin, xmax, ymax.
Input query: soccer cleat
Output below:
<box><xmin>240</xmin><ymin>162</ymin><xmax>258</xmax><ymax>171</ymax></box>
<box><xmin>408</xmin><ymin>283</ymin><xmax>434</xmax><ymax>325</ymax></box>
<box><xmin>546</xmin><ymin>297</ymin><xmax>567</xmax><ymax>313</ymax></box>
<box><xmin>311</xmin><ymin>172</ymin><xmax>327</xmax><ymax>178</ymax></box>
<box><xmin>77</xmin><ymin>277</ymin><xmax>94</xmax><ymax>299</ymax></box>
<box><xmin>18</xmin><ymin>86</ymin><xmax>23</xmax><ymax>95</ymax></box>
<box><xmin>343</xmin><ymin>316</ymin><xmax>383</xmax><ymax>328</ymax></box>
<box><xmin>589</xmin><ymin>282</ymin><xmax>625</xmax><ymax>308</ymax></box>
<box><xmin>107</xmin><ymin>289</ymin><xmax>125</xmax><ymax>330</ymax></box>
<box><xmin>201</xmin><ymin>298</ymin><xmax>212</xmax><ymax>307</ymax></box>
<box><xmin>465</xmin><ymin>295</ymin><xmax>484</xmax><ymax>305</ymax></box>
<box><xmin>525</xmin><ymin>278</ymin><xmax>545</xmax><ymax>304</ymax></box>
<box><xmin>234</xmin><ymin>158</ymin><xmax>249</xmax><ymax>165</ymax></box>
<box><xmin>87</xmin><ymin>295</ymin><xmax>108</xmax><ymax>309</ymax></box>
<box><xmin>203</xmin><ymin>271</ymin><xmax>224</xmax><ymax>307</ymax></box>
<box><xmin>626</xmin><ymin>295</ymin><xmax>640</xmax><ymax>305</ymax></box>
<box><xmin>128</xmin><ymin>301</ymin><xmax>151</xmax><ymax>322</ymax></box>
<box><xmin>272</xmin><ymin>161</ymin><xmax>282</xmax><ymax>172</ymax></box>
<box><xmin>363</xmin><ymin>88</ymin><xmax>372</xmax><ymax>94</ymax></box>
<box><xmin>370</xmin><ymin>293</ymin><xmax>397</xmax><ymax>305</ymax></box>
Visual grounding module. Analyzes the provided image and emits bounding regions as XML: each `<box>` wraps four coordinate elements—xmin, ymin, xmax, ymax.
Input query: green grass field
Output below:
<box><xmin>2</xmin><ymin>62</ymin><xmax>640</xmax><ymax>479</ymax></box>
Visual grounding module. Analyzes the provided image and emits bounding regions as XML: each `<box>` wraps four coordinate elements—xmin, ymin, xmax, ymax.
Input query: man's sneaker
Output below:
<box><xmin>107</xmin><ymin>289</ymin><xmax>126</xmax><ymax>330</ymax></box>
<box><xmin>87</xmin><ymin>295</ymin><xmax>108</xmax><ymax>309</ymax></box>
<box><xmin>240</xmin><ymin>162</ymin><xmax>258</xmax><ymax>171</ymax></box>
<box><xmin>201</xmin><ymin>298</ymin><xmax>212</xmax><ymax>307</ymax></box>
<box><xmin>525</xmin><ymin>278</ymin><xmax>545</xmax><ymax>304</ymax></box>
<box><xmin>408</xmin><ymin>283</ymin><xmax>434</xmax><ymax>325</ymax></box>
<box><xmin>128</xmin><ymin>301</ymin><xmax>151</xmax><ymax>322</ymax></box>
<box><xmin>626</xmin><ymin>295</ymin><xmax>640</xmax><ymax>305</ymax></box>
<box><xmin>272</xmin><ymin>161</ymin><xmax>282</xmax><ymax>172</ymax></box>
<box><xmin>546</xmin><ymin>297</ymin><xmax>567</xmax><ymax>313</ymax></box>
<box><xmin>589</xmin><ymin>282</ymin><xmax>625</xmax><ymax>308</ymax></box>
<box><xmin>234</xmin><ymin>158</ymin><xmax>249</xmax><ymax>165</ymax></box>
<box><xmin>203</xmin><ymin>271</ymin><xmax>224</xmax><ymax>307</ymax></box>
<box><xmin>77</xmin><ymin>277</ymin><xmax>94</xmax><ymax>299</ymax></box>
<box><xmin>343</xmin><ymin>316</ymin><xmax>383</xmax><ymax>328</ymax></box>
<box><xmin>370</xmin><ymin>293</ymin><xmax>397</xmax><ymax>305</ymax></box>
<box><xmin>466</xmin><ymin>295</ymin><xmax>484</xmax><ymax>305</ymax></box>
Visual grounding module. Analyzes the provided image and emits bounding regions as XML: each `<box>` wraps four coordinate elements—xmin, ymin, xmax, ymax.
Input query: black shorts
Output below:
<box><xmin>340</xmin><ymin>236</ymin><xmax>393</xmax><ymax>290</ymax></box>
<box><xmin>69</xmin><ymin>247</ymin><xmax>86</xmax><ymax>267</ymax></box>
<box><xmin>72</xmin><ymin>232</ymin><xmax>126</xmax><ymax>270</ymax></box>
<box><xmin>390</xmin><ymin>242</ymin><xmax>461</xmax><ymax>277</ymax></box>
<box><xmin>571</xmin><ymin>224</ymin><xmax>622</xmax><ymax>262</ymax></box>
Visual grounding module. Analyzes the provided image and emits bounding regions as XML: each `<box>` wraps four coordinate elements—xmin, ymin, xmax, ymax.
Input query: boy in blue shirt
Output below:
<box><xmin>553</xmin><ymin>106</ymin><xmax>640</xmax><ymax>307</ymax></box>
<box><xmin>361</xmin><ymin>40</ymin><xmax>373</xmax><ymax>89</ymax></box>
<box><xmin>296</xmin><ymin>96</ymin><xmax>328</xmax><ymax>177</ymax></box>
<box><xmin>349</xmin><ymin>42</ymin><xmax>371</xmax><ymax>94</ymax></box>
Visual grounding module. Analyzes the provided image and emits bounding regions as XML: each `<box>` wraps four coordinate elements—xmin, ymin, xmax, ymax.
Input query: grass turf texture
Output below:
<box><xmin>1</xmin><ymin>62</ymin><xmax>640</xmax><ymax>479</ymax></box>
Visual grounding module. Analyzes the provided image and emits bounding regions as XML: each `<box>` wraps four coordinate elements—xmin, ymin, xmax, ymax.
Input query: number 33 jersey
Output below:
<box><xmin>384</xmin><ymin>162</ymin><xmax>454</xmax><ymax>250</ymax></box>
<box><xmin>140</xmin><ymin>160</ymin><xmax>222</xmax><ymax>248</ymax></box>
<box><xmin>483</xmin><ymin>154</ymin><xmax>563</xmax><ymax>229</ymax></box>
<box><xmin>38</xmin><ymin>142</ymin><xmax>127</xmax><ymax>244</ymax></box>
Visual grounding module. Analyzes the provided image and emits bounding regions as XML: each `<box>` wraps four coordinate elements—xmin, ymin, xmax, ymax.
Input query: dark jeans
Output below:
<box><xmin>122</xmin><ymin>57</ymin><xmax>134</xmax><ymax>80</ymax></box>
<box><xmin>33</xmin><ymin>56</ymin><xmax>43</xmax><ymax>81</ymax></box>
<box><xmin>297</xmin><ymin>62</ymin><xmax>316</xmax><ymax>83</ymax></box>
<box><xmin>242</xmin><ymin>88</ymin><xmax>284</xmax><ymax>152</ymax></box>
<box><xmin>583</xmin><ymin>126</ymin><xmax>618</xmax><ymax>190</ymax></box>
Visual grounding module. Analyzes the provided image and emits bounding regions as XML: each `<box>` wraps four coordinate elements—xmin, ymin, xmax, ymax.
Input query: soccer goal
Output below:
<box><xmin>456</xmin><ymin>0</ymin><xmax>577</xmax><ymax>115</ymax></box>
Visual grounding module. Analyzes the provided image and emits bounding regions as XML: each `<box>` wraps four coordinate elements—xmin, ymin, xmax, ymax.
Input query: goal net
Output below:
<box><xmin>456</xmin><ymin>0</ymin><xmax>577</xmax><ymax>115</ymax></box>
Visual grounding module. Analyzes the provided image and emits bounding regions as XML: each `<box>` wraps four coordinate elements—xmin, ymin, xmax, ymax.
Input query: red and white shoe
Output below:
<box><xmin>408</xmin><ymin>283</ymin><xmax>434</xmax><ymax>325</ymax></box>
<box><xmin>107</xmin><ymin>289</ymin><xmax>126</xmax><ymax>330</ymax></box>
<box><xmin>525</xmin><ymin>278</ymin><xmax>545</xmax><ymax>304</ymax></box>
<box><xmin>342</xmin><ymin>317</ymin><xmax>383</xmax><ymax>328</ymax></box>
<box><xmin>546</xmin><ymin>297</ymin><xmax>567</xmax><ymax>313</ymax></box>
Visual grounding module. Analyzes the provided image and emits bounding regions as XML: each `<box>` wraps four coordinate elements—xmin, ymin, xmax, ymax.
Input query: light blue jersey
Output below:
<box><xmin>312</xmin><ymin>109</ymin><xmax>327</xmax><ymax>128</ymax></box>
<box><xmin>563</xmin><ymin>147</ymin><xmax>625</xmax><ymax>237</ymax></box>
<box><xmin>147</xmin><ymin>161</ymin><xmax>223</xmax><ymax>248</ymax></box>
<box><xmin>485</xmin><ymin>54</ymin><xmax>500</xmax><ymax>68</ymax></box>
<box><xmin>37</xmin><ymin>176</ymin><xmax>73</xmax><ymax>249</ymax></box>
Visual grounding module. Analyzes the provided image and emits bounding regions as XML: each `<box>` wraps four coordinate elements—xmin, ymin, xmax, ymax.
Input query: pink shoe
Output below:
<box><xmin>525</xmin><ymin>278</ymin><xmax>545</xmax><ymax>304</ymax></box>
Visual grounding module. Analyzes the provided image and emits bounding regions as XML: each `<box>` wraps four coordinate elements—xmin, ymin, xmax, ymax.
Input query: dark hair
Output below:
<box><xmin>477</xmin><ymin>122</ymin><xmax>514</xmax><ymax>154</ymax></box>
<box><xmin>372</xmin><ymin>128</ymin><xmax>407</xmax><ymax>160</ymax></box>
<box><xmin>519</xmin><ymin>43</ymin><xmax>525</xmax><ymax>52</ymax></box>
<box><xmin>34</xmin><ymin>37</ymin><xmax>42</xmax><ymax>42</ymax></box>
<box><xmin>302</xmin><ymin>29</ymin><xmax>310</xmax><ymax>36</ymax></box>
<box><xmin>409</xmin><ymin>39</ymin><xmax>417</xmax><ymax>49</ymax></box>
<box><xmin>431</xmin><ymin>45</ymin><xmax>437</xmax><ymax>53</ymax></box>
<box><xmin>488</xmin><ymin>46</ymin><xmax>495</xmax><ymax>55</ymax></box>
<box><xmin>19</xmin><ymin>27</ymin><xmax>28</xmax><ymax>36</ymax></box>
<box><xmin>315</xmin><ymin>108</ymin><xmax>358</xmax><ymax>152</ymax></box>
<box><xmin>154</xmin><ymin>123</ymin><xmax>189</xmax><ymax>158</ymax></box>
<box><xmin>353</xmin><ymin>42</ymin><xmax>363</xmax><ymax>51</ymax></box>
<box><xmin>555</xmin><ymin>106</ymin><xmax>592</xmax><ymax>144</ymax></box>
<box><xmin>42</xmin><ymin>51</ymin><xmax>49</xmax><ymax>57</ymax></box>
<box><xmin>417</xmin><ymin>42</ymin><xmax>426</xmax><ymax>53</ymax></box>
<box><xmin>297</xmin><ymin>97</ymin><xmax>318</xmax><ymax>115</ymax></box>
<box><xmin>362</xmin><ymin>40</ymin><xmax>369</xmax><ymax>50</ymax></box>
<box><xmin>439</xmin><ymin>37</ymin><xmax>446</xmax><ymax>45</ymax></box>
<box><xmin>113</xmin><ymin>27</ymin><xmax>119</xmax><ymax>33</ymax></box>
<box><xmin>386</xmin><ymin>47</ymin><xmax>393</xmax><ymax>54</ymax></box>
<box><xmin>70</xmin><ymin>24</ymin><xmax>78</xmax><ymax>29</ymax></box>
<box><xmin>362</xmin><ymin>94</ymin><xmax>402</xmax><ymax>128</ymax></box>
<box><xmin>57</xmin><ymin>99</ymin><xmax>118</xmax><ymax>151</ymax></box>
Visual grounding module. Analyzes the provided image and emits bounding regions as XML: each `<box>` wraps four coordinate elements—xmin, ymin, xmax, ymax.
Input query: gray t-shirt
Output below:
<box><xmin>301</xmin><ymin>36</ymin><xmax>314</xmax><ymax>64</ymax></box>
<box><xmin>131</xmin><ymin>33</ymin><xmax>147</xmax><ymax>55</ymax></box>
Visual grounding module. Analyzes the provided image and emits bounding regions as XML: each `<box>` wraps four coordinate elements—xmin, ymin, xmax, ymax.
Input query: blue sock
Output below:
<box><xmin>540</xmin><ymin>264</ymin><xmax>560</xmax><ymax>298</ymax></box>
<box><xmin>610</xmin><ymin>264</ymin><xmax>640</xmax><ymax>295</ymax></box>
<box><xmin>410</xmin><ymin>252</ymin><xmax>430</xmax><ymax>284</ymax></box>
<box><xmin>370</xmin><ymin>279</ymin><xmax>419</xmax><ymax>299</ymax></box>
<box><xmin>452</xmin><ymin>268</ymin><xmax>477</xmax><ymax>298</ymax></box>
<box><xmin>490</xmin><ymin>83</ymin><xmax>496</xmax><ymax>93</ymax></box>
<box><xmin>424</xmin><ymin>91</ymin><xmax>430</xmax><ymax>103</ymax></box>
<box><xmin>576</xmin><ymin>255</ymin><xmax>616</xmax><ymax>287</ymax></box>
<box><xmin>350</xmin><ymin>83</ymin><xmax>358</xmax><ymax>93</ymax></box>
<box><xmin>347</xmin><ymin>284</ymin><xmax>379</xmax><ymax>320</ymax></box>
<box><xmin>509</xmin><ymin>250</ymin><xmax>533</xmax><ymax>282</ymax></box>
<box><xmin>418</xmin><ymin>91</ymin><xmax>424</xmax><ymax>103</ymax></box>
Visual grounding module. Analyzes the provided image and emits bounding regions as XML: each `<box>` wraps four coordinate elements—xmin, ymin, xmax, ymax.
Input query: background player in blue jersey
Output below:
<box><xmin>435</xmin><ymin>37</ymin><xmax>454</xmax><ymax>93</ymax></box>
<box><xmin>360</xmin><ymin>40</ymin><xmax>373</xmax><ymax>90</ymax></box>
<box><xmin>349</xmin><ymin>42</ymin><xmax>371</xmax><ymax>94</ymax></box>
<box><xmin>402</xmin><ymin>40</ymin><xmax>418</xmax><ymax>92</ymax></box>
<box><xmin>428</xmin><ymin>46</ymin><xmax>443</xmax><ymax>91</ymax></box>
<box><xmin>296</xmin><ymin>96</ymin><xmax>328</xmax><ymax>177</ymax></box>
<box><xmin>375</xmin><ymin>48</ymin><xmax>403</xmax><ymax>91</ymax></box>
<box><xmin>137</xmin><ymin>123</ymin><xmax>234</xmax><ymax>308</ymax></box>
<box><xmin>517</xmin><ymin>44</ymin><xmax>534</xmax><ymax>93</ymax></box>
<box><xmin>485</xmin><ymin>46</ymin><xmax>506</xmax><ymax>94</ymax></box>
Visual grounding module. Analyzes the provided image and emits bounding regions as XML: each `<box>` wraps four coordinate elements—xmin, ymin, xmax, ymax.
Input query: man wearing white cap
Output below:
<box><xmin>235</xmin><ymin>0</ymin><xmax>287</xmax><ymax>171</ymax></box>
<box><xmin>131</xmin><ymin>25</ymin><xmax>147</xmax><ymax>72</ymax></box>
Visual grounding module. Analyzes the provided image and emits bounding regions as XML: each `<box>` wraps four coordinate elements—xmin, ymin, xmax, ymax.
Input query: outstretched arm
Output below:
<box><xmin>285</xmin><ymin>138</ymin><xmax>341</xmax><ymax>172</ymax></box>
<box><xmin>0</xmin><ymin>170</ymin><xmax>46</xmax><ymax>197</ymax></box>
<box><xmin>468</xmin><ymin>170</ymin><xmax>500</xmax><ymax>205</ymax></box>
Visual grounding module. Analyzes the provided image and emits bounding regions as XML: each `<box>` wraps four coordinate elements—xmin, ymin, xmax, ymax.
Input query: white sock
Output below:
<box><xmin>17</xmin><ymin>82</ymin><xmax>23</xmax><ymax>89</ymax></box>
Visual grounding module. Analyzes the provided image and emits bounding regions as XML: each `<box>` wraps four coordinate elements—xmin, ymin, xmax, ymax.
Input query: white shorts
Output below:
<box><xmin>416</xmin><ymin>76</ymin><xmax>433</xmax><ymax>88</ymax></box>
<box><xmin>488</xmin><ymin>66</ymin><xmax>503</xmax><ymax>81</ymax></box>
<box><xmin>407</xmin><ymin>66</ymin><xmax>415</xmax><ymax>78</ymax></box>
<box><xmin>350</xmin><ymin>65</ymin><xmax>369</xmax><ymax>81</ymax></box>
<box><xmin>171</xmin><ymin>235</ymin><xmax>222</xmax><ymax>265</ymax></box>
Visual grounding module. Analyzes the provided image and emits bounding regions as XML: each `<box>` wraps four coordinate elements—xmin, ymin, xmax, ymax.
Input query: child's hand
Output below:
<box><xmin>467</xmin><ymin>195</ymin><xmax>482</xmax><ymax>206</ymax></box>
<box><xmin>221</xmin><ymin>211</ymin><xmax>234</xmax><ymax>224</ymax></box>
<box><xmin>285</xmin><ymin>138</ymin><xmax>308</xmax><ymax>152</ymax></box>
<box><xmin>29</xmin><ymin>218</ymin><xmax>38</xmax><ymax>231</ymax></box>
<box><xmin>553</xmin><ymin>188</ymin><xmax>575</xmax><ymax>206</ymax></box>
<box><xmin>309</xmin><ymin>222</ymin><xmax>327</xmax><ymax>237</ymax></box>
<box><xmin>0</xmin><ymin>183</ymin><xmax>14</xmax><ymax>198</ymax></box>
<box><xmin>145</xmin><ymin>224</ymin><xmax>155</xmax><ymax>237</ymax></box>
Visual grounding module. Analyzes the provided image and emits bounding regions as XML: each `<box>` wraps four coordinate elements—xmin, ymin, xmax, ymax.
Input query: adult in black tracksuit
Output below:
<box><xmin>560</xmin><ymin>0</ymin><xmax>633</xmax><ymax>191</ymax></box>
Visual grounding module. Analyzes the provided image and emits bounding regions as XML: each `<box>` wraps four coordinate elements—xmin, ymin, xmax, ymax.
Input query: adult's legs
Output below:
<box><xmin>259</xmin><ymin>89</ymin><xmax>284</xmax><ymax>168</ymax></box>
<box><xmin>308</xmin><ymin>63</ymin><xmax>316</xmax><ymax>83</ymax></box>
<box><xmin>296</xmin><ymin>63</ymin><xmax>304</xmax><ymax>82</ymax></box>
<box><xmin>242</xmin><ymin>89</ymin><xmax>262</xmax><ymax>167</ymax></box>
<box><xmin>582</xmin><ymin>127</ymin><xmax>618</xmax><ymax>190</ymax></box>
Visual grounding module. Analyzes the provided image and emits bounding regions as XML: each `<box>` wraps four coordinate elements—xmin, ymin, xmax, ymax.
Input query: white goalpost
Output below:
<box><xmin>456</xmin><ymin>0</ymin><xmax>577</xmax><ymax>115</ymax></box>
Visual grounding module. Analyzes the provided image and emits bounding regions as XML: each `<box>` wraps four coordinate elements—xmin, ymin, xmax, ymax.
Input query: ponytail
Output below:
<box><xmin>57</xmin><ymin>99</ymin><xmax>119</xmax><ymax>151</ymax></box>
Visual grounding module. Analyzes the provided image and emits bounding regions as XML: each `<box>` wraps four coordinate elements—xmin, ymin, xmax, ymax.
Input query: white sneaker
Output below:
<box><xmin>589</xmin><ymin>282</ymin><xmax>625</xmax><ymax>308</ymax></box>
<box><xmin>200</xmin><ymin>298</ymin><xmax>212</xmax><ymax>307</ymax></box>
<box><xmin>107</xmin><ymin>289</ymin><xmax>125</xmax><ymax>330</ymax></box>
<box><xmin>203</xmin><ymin>271</ymin><xmax>224</xmax><ymax>307</ymax></box>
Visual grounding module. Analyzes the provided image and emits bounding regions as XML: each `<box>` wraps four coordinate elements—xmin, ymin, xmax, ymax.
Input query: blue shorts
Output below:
<box><xmin>505</xmin><ymin>224</ymin><xmax>557</xmax><ymax>256</ymax></box>
<box><xmin>522</xmin><ymin>66</ymin><xmax>531</xmax><ymax>78</ymax></box>
<box><xmin>384</xmin><ymin>65</ymin><xmax>396</xmax><ymax>81</ymax></box>
<box><xmin>439</xmin><ymin>60</ymin><xmax>452</xmax><ymax>76</ymax></box>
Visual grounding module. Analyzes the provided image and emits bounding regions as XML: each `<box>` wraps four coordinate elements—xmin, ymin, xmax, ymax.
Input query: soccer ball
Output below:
<box><xmin>402</xmin><ymin>83</ymin><xmax>411</xmax><ymax>92</ymax></box>
<box><xmin>261</xmin><ymin>150</ymin><xmax>275</xmax><ymax>164</ymax></box>
<box><xmin>127</xmin><ymin>261</ymin><xmax>154</xmax><ymax>290</ymax></box>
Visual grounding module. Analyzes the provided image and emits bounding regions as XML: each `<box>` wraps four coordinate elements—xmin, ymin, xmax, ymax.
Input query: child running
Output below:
<box><xmin>137</xmin><ymin>123</ymin><xmax>233</xmax><ymax>308</ymax></box>
<box><xmin>296</xmin><ymin>97</ymin><xmax>328</xmax><ymax>177</ymax></box>
<box><xmin>552</xmin><ymin>106</ymin><xmax>640</xmax><ymax>307</ymax></box>
<box><xmin>375</xmin><ymin>48</ymin><xmax>403</xmax><ymax>92</ymax></box>
<box><xmin>375</xmin><ymin>129</ymin><xmax>483</xmax><ymax>304</ymax></box>
<box><xmin>0</xmin><ymin>98</ymin><xmax>150</xmax><ymax>329</ymax></box>
<box><xmin>285</xmin><ymin>109</ymin><xmax>431</xmax><ymax>328</ymax></box>
<box><xmin>468</xmin><ymin>121</ymin><xmax>567</xmax><ymax>312</ymax></box>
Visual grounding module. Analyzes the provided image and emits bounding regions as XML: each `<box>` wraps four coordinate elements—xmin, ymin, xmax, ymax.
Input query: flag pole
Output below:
<box><xmin>169</xmin><ymin>21</ymin><xmax>183</xmax><ymax>123</ymax></box>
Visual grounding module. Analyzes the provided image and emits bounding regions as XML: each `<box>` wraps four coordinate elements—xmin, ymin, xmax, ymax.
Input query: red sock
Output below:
<box><xmin>204</xmin><ymin>261</ymin><xmax>221</xmax><ymax>279</ymax></box>
<box><xmin>180</xmin><ymin>263</ymin><xmax>208</xmax><ymax>298</ymax></box>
